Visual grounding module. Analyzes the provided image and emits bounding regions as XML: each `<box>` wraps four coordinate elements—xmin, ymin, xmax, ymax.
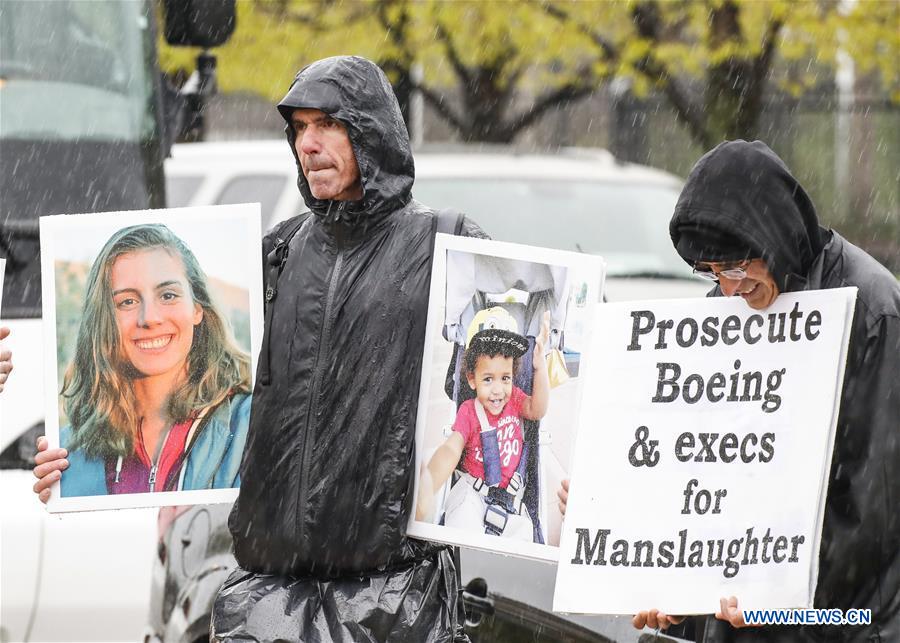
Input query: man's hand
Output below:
<box><xmin>557</xmin><ymin>478</ymin><xmax>569</xmax><ymax>515</ymax></box>
<box><xmin>716</xmin><ymin>596</ymin><xmax>757</xmax><ymax>628</ymax></box>
<box><xmin>33</xmin><ymin>436</ymin><xmax>68</xmax><ymax>504</ymax></box>
<box><xmin>632</xmin><ymin>610</ymin><xmax>685</xmax><ymax>630</ymax></box>
<box><xmin>0</xmin><ymin>327</ymin><xmax>12</xmax><ymax>393</ymax></box>
<box><xmin>532</xmin><ymin>311</ymin><xmax>551</xmax><ymax>367</ymax></box>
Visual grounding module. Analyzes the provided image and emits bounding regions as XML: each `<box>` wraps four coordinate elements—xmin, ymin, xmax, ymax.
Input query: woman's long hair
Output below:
<box><xmin>62</xmin><ymin>224</ymin><xmax>251</xmax><ymax>460</ymax></box>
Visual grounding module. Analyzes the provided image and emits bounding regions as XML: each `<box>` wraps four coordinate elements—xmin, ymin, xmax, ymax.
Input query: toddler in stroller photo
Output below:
<box><xmin>416</xmin><ymin>305</ymin><xmax>551</xmax><ymax>543</ymax></box>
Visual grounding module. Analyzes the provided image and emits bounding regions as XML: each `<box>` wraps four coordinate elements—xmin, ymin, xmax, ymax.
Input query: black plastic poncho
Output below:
<box><xmin>670</xmin><ymin>141</ymin><xmax>900</xmax><ymax>642</ymax></box>
<box><xmin>218</xmin><ymin>56</ymin><xmax>484</xmax><ymax>642</ymax></box>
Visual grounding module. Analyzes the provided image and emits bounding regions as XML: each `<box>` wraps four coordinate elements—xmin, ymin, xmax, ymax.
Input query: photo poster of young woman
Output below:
<box><xmin>409</xmin><ymin>233</ymin><xmax>605</xmax><ymax>562</ymax></box>
<box><xmin>40</xmin><ymin>204</ymin><xmax>263</xmax><ymax>512</ymax></box>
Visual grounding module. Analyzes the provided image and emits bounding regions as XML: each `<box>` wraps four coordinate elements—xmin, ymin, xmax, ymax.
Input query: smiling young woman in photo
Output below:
<box><xmin>50</xmin><ymin>224</ymin><xmax>252</xmax><ymax>497</ymax></box>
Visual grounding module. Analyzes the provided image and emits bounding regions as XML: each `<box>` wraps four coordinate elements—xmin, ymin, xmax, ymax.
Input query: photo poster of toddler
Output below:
<box><xmin>408</xmin><ymin>233</ymin><xmax>605</xmax><ymax>562</ymax></box>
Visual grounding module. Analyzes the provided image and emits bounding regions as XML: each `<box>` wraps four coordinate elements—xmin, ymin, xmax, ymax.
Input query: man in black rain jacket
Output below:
<box><xmin>643</xmin><ymin>140</ymin><xmax>898</xmax><ymax>642</ymax></box>
<box><xmin>213</xmin><ymin>56</ymin><xmax>484</xmax><ymax>641</ymax></box>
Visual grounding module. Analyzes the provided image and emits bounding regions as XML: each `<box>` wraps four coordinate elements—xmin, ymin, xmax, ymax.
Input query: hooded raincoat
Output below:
<box><xmin>215</xmin><ymin>56</ymin><xmax>484</xmax><ymax>642</ymax></box>
<box><xmin>670</xmin><ymin>140</ymin><xmax>900</xmax><ymax>642</ymax></box>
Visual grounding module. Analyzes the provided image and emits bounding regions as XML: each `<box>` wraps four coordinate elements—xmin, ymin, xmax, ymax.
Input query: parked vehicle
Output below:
<box><xmin>0</xmin><ymin>2</ymin><xmax>234</xmax><ymax>641</ymax></box>
<box><xmin>145</xmin><ymin>142</ymin><xmax>708</xmax><ymax>643</ymax></box>
<box><xmin>165</xmin><ymin>140</ymin><xmax>706</xmax><ymax>302</ymax></box>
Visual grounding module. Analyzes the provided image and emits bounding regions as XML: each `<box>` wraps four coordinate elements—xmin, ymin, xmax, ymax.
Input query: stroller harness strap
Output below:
<box><xmin>473</xmin><ymin>402</ymin><xmax>503</xmax><ymax>486</ymax></box>
<box><xmin>459</xmin><ymin>471</ymin><xmax>523</xmax><ymax>509</ymax></box>
<box><xmin>457</xmin><ymin>471</ymin><xmax>523</xmax><ymax>537</ymax></box>
<box><xmin>466</xmin><ymin>399</ymin><xmax>532</xmax><ymax>535</ymax></box>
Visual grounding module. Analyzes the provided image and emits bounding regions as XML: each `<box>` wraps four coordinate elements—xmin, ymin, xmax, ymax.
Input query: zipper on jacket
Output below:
<box><xmin>295</xmin><ymin>201</ymin><xmax>346</xmax><ymax>544</ymax></box>
<box><xmin>138</xmin><ymin>420</ymin><xmax>173</xmax><ymax>493</ymax></box>
<box><xmin>174</xmin><ymin>406</ymin><xmax>219</xmax><ymax>490</ymax></box>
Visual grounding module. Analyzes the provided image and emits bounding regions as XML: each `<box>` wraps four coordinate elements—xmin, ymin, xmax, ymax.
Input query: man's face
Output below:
<box><xmin>466</xmin><ymin>354</ymin><xmax>514</xmax><ymax>416</ymax></box>
<box><xmin>697</xmin><ymin>258</ymin><xmax>780</xmax><ymax>310</ymax></box>
<box><xmin>291</xmin><ymin>108</ymin><xmax>362</xmax><ymax>201</ymax></box>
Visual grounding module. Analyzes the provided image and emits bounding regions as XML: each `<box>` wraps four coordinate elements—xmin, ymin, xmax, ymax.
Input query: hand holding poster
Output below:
<box><xmin>0</xmin><ymin>257</ymin><xmax>7</xmax><ymax>393</ymax></box>
<box><xmin>554</xmin><ymin>289</ymin><xmax>856</xmax><ymax>615</ymax></box>
<box><xmin>40</xmin><ymin>205</ymin><xmax>263</xmax><ymax>512</ymax></box>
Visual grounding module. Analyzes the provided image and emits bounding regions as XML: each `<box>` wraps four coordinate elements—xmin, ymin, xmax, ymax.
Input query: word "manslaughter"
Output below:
<box><xmin>570</xmin><ymin>526</ymin><xmax>806</xmax><ymax>579</ymax></box>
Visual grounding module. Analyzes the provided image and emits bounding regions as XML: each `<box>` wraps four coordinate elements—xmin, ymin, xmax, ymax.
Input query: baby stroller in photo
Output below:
<box><xmin>437</xmin><ymin>253</ymin><xmax>571</xmax><ymax>544</ymax></box>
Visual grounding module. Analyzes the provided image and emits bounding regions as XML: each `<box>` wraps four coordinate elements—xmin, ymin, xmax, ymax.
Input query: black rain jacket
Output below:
<box><xmin>220</xmin><ymin>56</ymin><xmax>483</xmax><ymax>642</ymax></box>
<box><xmin>670</xmin><ymin>140</ymin><xmax>900</xmax><ymax>642</ymax></box>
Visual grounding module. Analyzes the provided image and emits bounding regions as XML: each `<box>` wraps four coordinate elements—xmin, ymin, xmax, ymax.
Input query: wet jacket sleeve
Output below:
<box><xmin>819</xmin><ymin>312</ymin><xmax>900</xmax><ymax>629</ymax></box>
<box><xmin>693</xmin><ymin>312</ymin><xmax>900</xmax><ymax>643</ymax></box>
<box><xmin>459</xmin><ymin>216</ymin><xmax>488</xmax><ymax>240</ymax></box>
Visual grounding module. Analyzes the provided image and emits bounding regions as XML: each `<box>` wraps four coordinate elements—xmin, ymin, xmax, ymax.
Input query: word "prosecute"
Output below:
<box><xmin>627</xmin><ymin>302</ymin><xmax>822</xmax><ymax>352</ymax></box>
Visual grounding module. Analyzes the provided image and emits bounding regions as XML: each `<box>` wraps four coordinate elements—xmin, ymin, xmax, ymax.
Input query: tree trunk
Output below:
<box><xmin>705</xmin><ymin>1</ymin><xmax>759</xmax><ymax>143</ymax></box>
<box><xmin>381</xmin><ymin>60</ymin><xmax>414</xmax><ymax>129</ymax></box>
<box><xmin>459</xmin><ymin>67</ymin><xmax>517</xmax><ymax>142</ymax></box>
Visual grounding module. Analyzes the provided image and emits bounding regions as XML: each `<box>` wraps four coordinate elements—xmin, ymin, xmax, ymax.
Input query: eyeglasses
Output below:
<box><xmin>692</xmin><ymin>259</ymin><xmax>753</xmax><ymax>282</ymax></box>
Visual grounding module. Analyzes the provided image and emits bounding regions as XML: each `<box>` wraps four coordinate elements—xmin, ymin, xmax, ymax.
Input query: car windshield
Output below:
<box><xmin>0</xmin><ymin>0</ymin><xmax>154</xmax><ymax>143</ymax></box>
<box><xmin>413</xmin><ymin>178</ymin><xmax>693</xmax><ymax>278</ymax></box>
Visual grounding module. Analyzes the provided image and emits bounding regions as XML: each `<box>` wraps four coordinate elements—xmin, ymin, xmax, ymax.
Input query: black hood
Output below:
<box><xmin>670</xmin><ymin>140</ymin><xmax>825</xmax><ymax>292</ymax></box>
<box><xmin>277</xmin><ymin>56</ymin><xmax>414</xmax><ymax>226</ymax></box>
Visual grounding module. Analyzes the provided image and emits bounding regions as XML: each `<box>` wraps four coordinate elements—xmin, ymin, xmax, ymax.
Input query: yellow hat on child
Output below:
<box><xmin>465</xmin><ymin>306</ymin><xmax>519</xmax><ymax>349</ymax></box>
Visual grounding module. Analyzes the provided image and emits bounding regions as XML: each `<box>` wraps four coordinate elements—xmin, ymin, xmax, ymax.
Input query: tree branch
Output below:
<box><xmin>658</xmin><ymin>77</ymin><xmax>712</xmax><ymax>148</ymax></box>
<box><xmin>415</xmin><ymin>82</ymin><xmax>468</xmax><ymax>135</ymax></box>
<box><xmin>375</xmin><ymin>0</ymin><xmax>413</xmax><ymax>61</ymax></box>
<box><xmin>631</xmin><ymin>1</ymin><xmax>712</xmax><ymax>147</ymax></box>
<box><xmin>750</xmin><ymin>17</ymin><xmax>783</xmax><ymax>99</ymax></box>
<box><xmin>537</xmin><ymin>0</ymin><xmax>618</xmax><ymax>61</ymax></box>
<box><xmin>541</xmin><ymin>0</ymin><xmax>711</xmax><ymax>146</ymax></box>
<box><xmin>735</xmin><ymin>15</ymin><xmax>783</xmax><ymax>134</ymax></box>
<box><xmin>496</xmin><ymin>64</ymin><xmax>525</xmax><ymax>106</ymax></box>
<box><xmin>434</xmin><ymin>21</ymin><xmax>471</xmax><ymax>87</ymax></box>
<box><xmin>505</xmin><ymin>82</ymin><xmax>596</xmax><ymax>137</ymax></box>
<box><xmin>252</xmin><ymin>0</ymin><xmax>338</xmax><ymax>31</ymax></box>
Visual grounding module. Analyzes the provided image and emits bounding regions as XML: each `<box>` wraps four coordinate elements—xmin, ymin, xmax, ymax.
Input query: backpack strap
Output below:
<box><xmin>434</xmin><ymin>208</ymin><xmax>465</xmax><ymax>237</ymax></box>
<box><xmin>429</xmin><ymin>206</ymin><xmax>470</xmax><ymax>610</ymax></box>
<box><xmin>264</xmin><ymin>214</ymin><xmax>310</xmax><ymax>305</ymax></box>
<box><xmin>259</xmin><ymin>212</ymin><xmax>311</xmax><ymax>385</ymax></box>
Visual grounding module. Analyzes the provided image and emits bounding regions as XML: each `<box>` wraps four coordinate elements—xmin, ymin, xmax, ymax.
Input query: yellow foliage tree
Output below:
<box><xmin>158</xmin><ymin>0</ymin><xmax>898</xmax><ymax>146</ymax></box>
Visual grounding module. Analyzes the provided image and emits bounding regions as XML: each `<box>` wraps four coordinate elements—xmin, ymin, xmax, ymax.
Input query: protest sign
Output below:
<box><xmin>40</xmin><ymin>205</ymin><xmax>263</xmax><ymax>512</ymax></box>
<box><xmin>554</xmin><ymin>289</ymin><xmax>856</xmax><ymax>614</ymax></box>
<box><xmin>409</xmin><ymin>234</ymin><xmax>604</xmax><ymax>561</ymax></box>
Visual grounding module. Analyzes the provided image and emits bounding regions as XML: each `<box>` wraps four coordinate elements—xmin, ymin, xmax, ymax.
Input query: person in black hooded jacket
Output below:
<box><xmin>635</xmin><ymin>140</ymin><xmax>899</xmax><ymax>642</ymax></box>
<box><xmin>211</xmin><ymin>56</ymin><xmax>485</xmax><ymax>641</ymax></box>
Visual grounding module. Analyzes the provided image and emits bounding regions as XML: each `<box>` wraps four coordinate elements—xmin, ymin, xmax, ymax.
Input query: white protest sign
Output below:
<box><xmin>0</xmin><ymin>257</ymin><xmax>5</xmax><ymax>313</ymax></box>
<box><xmin>554</xmin><ymin>288</ymin><xmax>856</xmax><ymax>615</ymax></box>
